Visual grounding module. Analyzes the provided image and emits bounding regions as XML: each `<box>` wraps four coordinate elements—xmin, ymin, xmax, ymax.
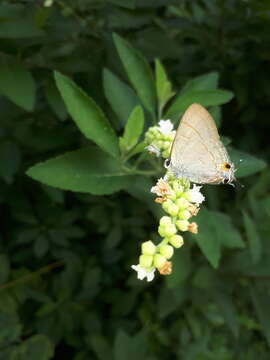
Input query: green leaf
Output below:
<box><xmin>113</xmin><ymin>330</ymin><xmax>148</xmax><ymax>360</ymax></box>
<box><xmin>106</xmin><ymin>0</ymin><xmax>135</xmax><ymax>9</ymax></box>
<box><xmin>0</xmin><ymin>54</ymin><xmax>36</xmax><ymax>111</ymax></box>
<box><xmin>0</xmin><ymin>254</ymin><xmax>10</xmax><ymax>284</ymax></box>
<box><xmin>195</xmin><ymin>209</ymin><xmax>244</xmax><ymax>268</ymax></box>
<box><xmin>34</xmin><ymin>234</ymin><xmax>49</xmax><ymax>258</ymax></box>
<box><xmin>0</xmin><ymin>15</ymin><xmax>44</xmax><ymax>39</ymax></box>
<box><xmin>158</xmin><ymin>285</ymin><xmax>187</xmax><ymax>319</ymax></box>
<box><xmin>18</xmin><ymin>334</ymin><xmax>54</xmax><ymax>360</ymax></box>
<box><xmin>192</xmin><ymin>265</ymin><xmax>219</xmax><ymax>290</ymax></box>
<box><xmin>214</xmin><ymin>292</ymin><xmax>239</xmax><ymax>338</ymax></box>
<box><xmin>114</xmin><ymin>329</ymin><xmax>132</xmax><ymax>360</ymax></box>
<box><xmin>103</xmin><ymin>68</ymin><xmax>140</xmax><ymax>127</ymax></box>
<box><xmin>166</xmin><ymin>89</ymin><xmax>233</xmax><ymax>119</ymax></box>
<box><xmin>251</xmin><ymin>285</ymin><xmax>270</xmax><ymax>347</ymax></box>
<box><xmin>165</xmin><ymin>246</ymin><xmax>191</xmax><ymax>288</ymax></box>
<box><xmin>0</xmin><ymin>141</ymin><xmax>21</xmax><ymax>184</ymax></box>
<box><xmin>194</xmin><ymin>211</ymin><xmax>221</xmax><ymax>268</ymax></box>
<box><xmin>113</xmin><ymin>33</ymin><xmax>156</xmax><ymax>115</ymax></box>
<box><xmin>87</xmin><ymin>335</ymin><xmax>112</xmax><ymax>360</ymax></box>
<box><xmin>124</xmin><ymin>176</ymin><xmax>162</xmax><ymax>217</ymax></box>
<box><xmin>211</xmin><ymin>211</ymin><xmax>245</xmax><ymax>249</ymax></box>
<box><xmin>54</xmin><ymin>71</ymin><xmax>119</xmax><ymax>158</ymax></box>
<box><xmin>119</xmin><ymin>106</ymin><xmax>144</xmax><ymax>151</ymax></box>
<box><xmin>0</xmin><ymin>312</ymin><xmax>22</xmax><ymax>346</ymax></box>
<box><xmin>228</xmin><ymin>147</ymin><xmax>267</xmax><ymax>178</ymax></box>
<box><xmin>125</xmin><ymin>141</ymin><xmax>146</xmax><ymax>158</ymax></box>
<box><xmin>209</xmin><ymin>106</ymin><xmax>221</xmax><ymax>128</ymax></box>
<box><xmin>155</xmin><ymin>59</ymin><xmax>174</xmax><ymax>110</ymax></box>
<box><xmin>26</xmin><ymin>147</ymin><xmax>132</xmax><ymax>195</ymax></box>
<box><xmin>181</xmin><ymin>71</ymin><xmax>219</xmax><ymax>93</ymax></box>
<box><xmin>242</xmin><ymin>211</ymin><xmax>262</xmax><ymax>263</ymax></box>
<box><xmin>44</xmin><ymin>80</ymin><xmax>67</xmax><ymax>120</ymax></box>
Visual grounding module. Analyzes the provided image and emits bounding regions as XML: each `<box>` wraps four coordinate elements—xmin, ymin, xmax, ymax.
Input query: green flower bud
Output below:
<box><xmin>157</xmin><ymin>140</ymin><xmax>163</xmax><ymax>148</ymax></box>
<box><xmin>169</xmin><ymin>234</ymin><xmax>184</xmax><ymax>248</ymax></box>
<box><xmin>139</xmin><ymin>254</ymin><xmax>153</xmax><ymax>268</ymax></box>
<box><xmin>167</xmin><ymin>192</ymin><xmax>177</xmax><ymax>201</ymax></box>
<box><xmin>163</xmin><ymin>224</ymin><xmax>177</xmax><ymax>237</ymax></box>
<box><xmin>178</xmin><ymin>209</ymin><xmax>191</xmax><ymax>220</ymax></box>
<box><xmin>162</xmin><ymin>150</ymin><xmax>170</xmax><ymax>158</ymax></box>
<box><xmin>175</xmin><ymin>198</ymin><xmax>189</xmax><ymax>210</ymax></box>
<box><xmin>141</xmin><ymin>241</ymin><xmax>156</xmax><ymax>256</ymax></box>
<box><xmin>172</xmin><ymin>180</ymin><xmax>180</xmax><ymax>192</ymax></box>
<box><xmin>158</xmin><ymin>225</ymin><xmax>166</xmax><ymax>237</ymax></box>
<box><xmin>160</xmin><ymin>216</ymin><xmax>172</xmax><ymax>226</ymax></box>
<box><xmin>176</xmin><ymin>219</ymin><xmax>189</xmax><ymax>232</ymax></box>
<box><xmin>162</xmin><ymin>200</ymin><xmax>179</xmax><ymax>217</ymax></box>
<box><xmin>153</xmin><ymin>254</ymin><xmax>167</xmax><ymax>269</ymax></box>
<box><xmin>162</xmin><ymin>200</ymin><xmax>171</xmax><ymax>213</ymax></box>
<box><xmin>159</xmin><ymin>244</ymin><xmax>174</xmax><ymax>259</ymax></box>
<box><xmin>146</xmin><ymin>134</ymin><xmax>154</xmax><ymax>143</ymax></box>
<box><xmin>166</xmin><ymin>202</ymin><xmax>179</xmax><ymax>217</ymax></box>
<box><xmin>175</xmin><ymin>187</ymin><xmax>184</xmax><ymax>197</ymax></box>
<box><xmin>163</xmin><ymin>141</ymin><xmax>171</xmax><ymax>149</ymax></box>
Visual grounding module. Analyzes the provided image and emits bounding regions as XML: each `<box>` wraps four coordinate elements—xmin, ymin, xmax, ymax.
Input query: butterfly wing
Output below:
<box><xmin>170</xmin><ymin>104</ymin><xmax>230</xmax><ymax>184</ymax></box>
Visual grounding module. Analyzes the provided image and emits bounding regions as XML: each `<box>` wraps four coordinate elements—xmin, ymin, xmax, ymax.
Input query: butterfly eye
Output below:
<box><xmin>223</xmin><ymin>178</ymin><xmax>229</xmax><ymax>184</ymax></box>
<box><xmin>164</xmin><ymin>158</ymin><xmax>171</xmax><ymax>168</ymax></box>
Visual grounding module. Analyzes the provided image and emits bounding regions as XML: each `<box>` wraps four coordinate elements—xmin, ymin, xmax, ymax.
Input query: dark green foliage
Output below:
<box><xmin>0</xmin><ymin>0</ymin><xmax>270</xmax><ymax>359</ymax></box>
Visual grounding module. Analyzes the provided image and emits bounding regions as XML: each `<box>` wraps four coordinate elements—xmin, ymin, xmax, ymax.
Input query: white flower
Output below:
<box><xmin>131</xmin><ymin>264</ymin><xmax>156</xmax><ymax>282</ymax></box>
<box><xmin>151</xmin><ymin>178</ymin><xmax>172</xmax><ymax>197</ymax></box>
<box><xmin>157</xmin><ymin>119</ymin><xmax>174</xmax><ymax>135</ymax></box>
<box><xmin>186</xmin><ymin>185</ymin><xmax>205</xmax><ymax>205</ymax></box>
<box><xmin>145</xmin><ymin>144</ymin><xmax>160</xmax><ymax>157</ymax></box>
<box><xmin>44</xmin><ymin>0</ymin><xmax>53</xmax><ymax>6</ymax></box>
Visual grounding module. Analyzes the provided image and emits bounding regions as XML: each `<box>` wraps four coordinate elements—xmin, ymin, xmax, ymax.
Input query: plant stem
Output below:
<box><xmin>0</xmin><ymin>261</ymin><xmax>65</xmax><ymax>292</ymax></box>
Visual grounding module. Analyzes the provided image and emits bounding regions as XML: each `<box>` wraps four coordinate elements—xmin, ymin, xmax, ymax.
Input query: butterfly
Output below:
<box><xmin>165</xmin><ymin>103</ymin><xmax>235</xmax><ymax>185</ymax></box>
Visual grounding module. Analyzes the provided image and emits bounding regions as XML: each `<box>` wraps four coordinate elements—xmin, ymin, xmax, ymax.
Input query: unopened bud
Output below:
<box><xmin>139</xmin><ymin>254</ymin><xmax>153</xmax><ymax>268</ymax></box>
<box><xmin>153</xmin><ymin>254</ymin><xmax>167</xmax><ymax>269</ymax></box>
<box><xmin>176</xmin><ymin>219</ymin><xmax>189</xmax><ymax>232</ymax></box>
<box><xmin>175</xmin><ymin>198</ymin><xmax>189</xmax><ymax>210</ymax></box>
<box><xmin>169</xmin><ymin>234</ymin><xmax>184</xmax><ymax>248</ymax></box>
<box><xmin>141</xmin><ymin>241</ymin><xmax>156</xmax><ymax>255</ymax></box>
<box><xmin>162</xmin><ymin>150</ymin><xmax>170</xmax><ymax>158</ymax></box>
<box><xmin>159</xmin><ymin>244</ymin><xmax>174</xmax><ymax>259</ymax></box>
<box><xmin>178</xmin><ymin>209</ymin><xmax>191</xmax><ymax>220</ymax></box>
<box><xmin>167</xmin><ymin>203</ymin><xmax>179</xmax><ymax>217</ymax></box>
<box><xmin>163</xmin><ymin>141</ymin><xmax>171</xmax><ymax>149</ymax></box>
<box><xmin>163</xmin><ymin>224</ymin><xmax>177</xmax><ymax>237</ymax></box>
<box><xmin>159</xmin><ymin>216</ymin><xmax>172</xmax><ymax>226</ymax></box>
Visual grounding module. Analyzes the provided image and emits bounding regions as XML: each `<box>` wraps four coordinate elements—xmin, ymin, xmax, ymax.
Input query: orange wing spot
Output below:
<box><xmin>222</xmin><ymin>162</ymin><xmax>231</xmax><ymax>171</ymax></box>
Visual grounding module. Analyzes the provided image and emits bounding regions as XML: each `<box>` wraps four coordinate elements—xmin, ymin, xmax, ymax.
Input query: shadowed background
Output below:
<box><xmin>0</xmin><ymin>0</ymin><xmax>270</xmax><ymax>359</ymax></box>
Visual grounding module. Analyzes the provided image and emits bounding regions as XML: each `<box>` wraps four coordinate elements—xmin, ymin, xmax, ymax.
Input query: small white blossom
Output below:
<box><xmin>186</xmin><ymin>185</ymin><xmax>205</xmax><ymax>204</ymax></box>
<box><xmin>157</xmin><ymin>120</ymin><xmax>174</xmax><ymax>135</ymax></box>
<box><xmin>145</xmin><ymin>144</ymin><xmax>160</xmax><ymax>157</ymax></box>
<box><xmin>151</xmin><ymin>178</ymin><xmax>172</xmax><ymax>197</ymax></box>
<box><xmin>131</xmin><ymin>264</ymin><xmax>156</xmax><ymax>282</ymax></box>
<box><xmin>44</xmin><ymin>0</ymin><xmax>53</xmax><ymax>6</ymax></box>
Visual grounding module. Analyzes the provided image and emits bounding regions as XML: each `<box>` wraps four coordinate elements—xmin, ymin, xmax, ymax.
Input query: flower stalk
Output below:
<box><xmin>132</xmin><ymin>119</ymin><xmax>205</xmax><ymax>282</ymax></box>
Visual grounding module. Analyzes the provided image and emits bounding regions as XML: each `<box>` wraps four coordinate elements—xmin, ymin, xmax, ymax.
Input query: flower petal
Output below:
<box><xmin>131</xmin><ymin>264</ymin><xmax>155</xmax><ymax>282</ymax></box>
<box><xmin>158</xmin><ymin>119</ymin><xmax>174</xmax><ymax>135</ymax></box>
